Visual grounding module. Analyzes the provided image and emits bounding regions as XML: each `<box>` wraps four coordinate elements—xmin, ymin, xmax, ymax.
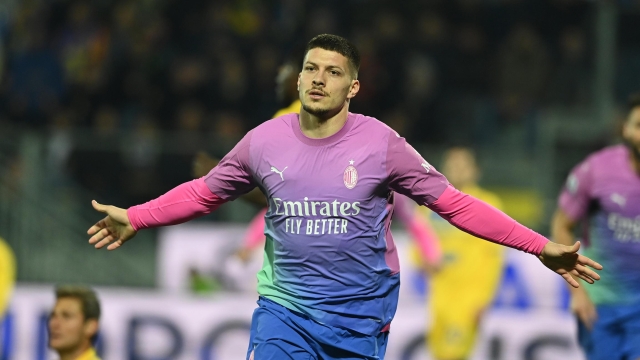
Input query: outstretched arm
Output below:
<box><xmin>88</xmin><ymin>178</ymin><xmax>227</xmax><ymax>250</ymax></box>
<box><xmin>89</xmin><ymin>130</ymin><xmax>257</xmax><ymax>250</ymax></box>
<box><xmin>384</xmin><ymin>133</ymin><xmax>601</xmax><ymax>289</ymax></box>
<box><xmin>428</xmin><ymin>186</ymin><xmax>602</xmax><ymax>288</ymax></box>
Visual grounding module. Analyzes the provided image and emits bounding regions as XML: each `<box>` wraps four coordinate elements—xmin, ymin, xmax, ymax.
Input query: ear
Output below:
<box><xmin>347</xmin><ymin>79</ymin><xmax>360</xmax><ymax>99</ymax></box>
<box><xmin>83</xmin><ymin>319</ymin><xmax>99</xmax><ymax>340</ymax></box>
<box><xmin>297</xmin><ymin>73</ymin><xmax>301</xmax><ymax>91</ymax></box>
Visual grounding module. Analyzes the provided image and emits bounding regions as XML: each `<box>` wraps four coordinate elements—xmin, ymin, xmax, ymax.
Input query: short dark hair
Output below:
<box><xmin>55</xmin><ymin>285</ymin><xmax>101</xmax><ymax>321</ymax></box>
<box><xmin>305</xmin><ymin>34</ymin><xmax>361</xmax><ymax>78</ymax></box>
<box><xmin>628</xmin><ymin>92</ymin><xmax>640</xmax><ymax>111</ymax></box>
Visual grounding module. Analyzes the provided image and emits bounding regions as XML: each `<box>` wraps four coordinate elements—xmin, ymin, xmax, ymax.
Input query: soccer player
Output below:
<box><xmin>88</xmin><ymin>34</ymin><xmax>602</xmax><ymax>360</ymax></box>
<box><xmin>48</xmin><ymin>286</ymin><xmax>101</xmax><ymax>360</ymax></box>
<box><xmin>414</xmin><ymin>147</ymin><xmax>505</xmax><ymax>360</ymax></box>
<box><xmin>552</xmin><ymin>94</ymin><xmax>640</xmax><ymax>360</ymax></box>
<box><xmin>195</xmin><ymin>52</ymin><xmax>441</xmax><ymax>267</ymax></box>
<box><xmin>0</xmin><ymin>236</ymin><xmax>16</xmax><ymax>320</ymax></box>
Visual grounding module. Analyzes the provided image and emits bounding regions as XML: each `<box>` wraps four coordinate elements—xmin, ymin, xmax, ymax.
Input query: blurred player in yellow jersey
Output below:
<box><xmin>0</xmin><ymin>236</ymin><xmax>16</xmax><ymax>321</ymax></box>
<box><xmin>417</xmin><ymin>147</ymin><xmax>505</xmax><ymax>360</ymax></box>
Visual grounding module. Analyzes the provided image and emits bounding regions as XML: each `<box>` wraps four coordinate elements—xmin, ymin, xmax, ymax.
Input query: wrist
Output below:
<box><xmin>126</xmin><ymin>206</ymin><xmax>142</xmax><ymax>231</ymax></box>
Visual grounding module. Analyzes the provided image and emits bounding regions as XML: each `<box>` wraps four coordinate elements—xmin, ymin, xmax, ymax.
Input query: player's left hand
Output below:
<box><xmin>538</xmin><ymin>241</ymin><xmax>602</xmax><ymax>288</ymax></box>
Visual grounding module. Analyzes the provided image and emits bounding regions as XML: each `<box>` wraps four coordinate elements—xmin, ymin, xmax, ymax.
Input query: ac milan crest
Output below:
<box><xmin>343</xmin><ymin>162</ymin><xmax>358</xmax><ymax>189</ymax></box>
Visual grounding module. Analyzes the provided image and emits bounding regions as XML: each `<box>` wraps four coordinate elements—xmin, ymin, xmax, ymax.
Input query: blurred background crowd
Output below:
<box><xmin>0</xmin><ymin>0</ymin><xmax>638</xmax><ymax>284</ymax></box>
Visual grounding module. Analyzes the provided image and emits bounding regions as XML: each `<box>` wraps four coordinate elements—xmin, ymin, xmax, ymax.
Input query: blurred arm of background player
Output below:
<box><xmin>394</xmin><ymin>193</ymin><xmax>442</xmax><ymax>274</ymax></box>
<box><xmin>551</xmin><ymin>208</ymin><xmax>597</xmax><ymax>329</ymax></box>
<box><xmin>191</xmin><ymin>56</ymin><xmax>302</xmax><ymax>209</ymax></box>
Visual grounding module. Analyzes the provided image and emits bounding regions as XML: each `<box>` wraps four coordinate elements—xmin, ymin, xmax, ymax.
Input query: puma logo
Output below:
<box><xmin>611</xmin><ymin>193</ymin><xmax>626</xmax><ymax>208</ymax></box>
<box><xmin>270</xmin><ymin>166</ymin><xmax>288</xmax><ymax>181</ymax></box>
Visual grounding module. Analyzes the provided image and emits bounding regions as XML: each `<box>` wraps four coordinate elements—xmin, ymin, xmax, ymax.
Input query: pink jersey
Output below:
<box><xmin>128</xmin><ymin>112</ymin><xmax>548</xmax><ymax>335</ymax></box>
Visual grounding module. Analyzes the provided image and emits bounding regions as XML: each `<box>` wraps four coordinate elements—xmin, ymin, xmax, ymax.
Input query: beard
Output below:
<box><xmin>302</xmin><ymin>102</ymin><xmax>331</xmax><ymax>118</ymax></box>
<box><xmin>624</xmin><ymin>139</ymin><xmax>640</xmax><ymax>161</ymax></box>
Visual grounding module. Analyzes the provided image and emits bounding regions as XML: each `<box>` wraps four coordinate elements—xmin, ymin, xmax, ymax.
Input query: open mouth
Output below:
<box><xmin>308</xmin><ymin>89</ymin><xmax>326</xmax><ymax>99</ymax></box>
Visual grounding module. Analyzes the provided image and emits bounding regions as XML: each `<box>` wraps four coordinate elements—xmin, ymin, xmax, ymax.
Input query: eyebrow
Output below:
<box><xmin>304</xmin><ymin>61</ymin><xmax>346</xmax><ymax>73</ymax></box>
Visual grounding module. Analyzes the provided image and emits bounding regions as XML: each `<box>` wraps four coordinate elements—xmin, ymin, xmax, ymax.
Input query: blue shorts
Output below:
<box><xmin>247</xmin><ymin>297</ymin><xmax>388</xmax><ymax>360</ymax></box>
<box><xmin>578</xmin><ymin>303</ymin><xmax>640</xmax><ymax>360</ymax></box>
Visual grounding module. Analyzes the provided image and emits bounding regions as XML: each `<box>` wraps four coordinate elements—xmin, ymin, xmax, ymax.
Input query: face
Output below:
<box><xmin>623</xmin><ymin>107</ymin><xmax>640</xmax><ymax>160</ymax></box>
<box><xmin>298</xmin><ymin>48</ymin><xmax>359</xmax><ymax>118</ymax></box>
<box><xmin>442</xmin><ymin>149</ymin><xmax>479</xmax><ymax>189</ymax></box>
<box><xmin>48</xmin><ymin>298</ymin><xmax>96</xmax><ymax>352</ymax></box>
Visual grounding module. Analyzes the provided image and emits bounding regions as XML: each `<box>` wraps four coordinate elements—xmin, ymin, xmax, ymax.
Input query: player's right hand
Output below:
<box><xmin>87</xmin><ymin>200</ymin><xmax>137</xmax><ymax>250</ymax></box>
<box><xmin>571</xmin><ymin>286</ymin><xmax>597</xmax><ymax>330</ymax></box>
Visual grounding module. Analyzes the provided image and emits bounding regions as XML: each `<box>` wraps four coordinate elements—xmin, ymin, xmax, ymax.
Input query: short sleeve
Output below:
<box><xmin>558</xmin><ymin>157</ymin><xmax>594</xmax><ymax>221</ymax></box>
<box><xmin>203</xmin><ymin>130</ymin><xmax>257</xmax><ymax>200</ymax></box>
<box><xmin>386</xmin><ymin>133</ymin><xmax>449</xmax><ymax>205</ymax></box>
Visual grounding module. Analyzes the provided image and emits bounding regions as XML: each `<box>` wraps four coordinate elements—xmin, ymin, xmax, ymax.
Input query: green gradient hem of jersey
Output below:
<box><xmin>583</xmin><ymin>236</ymin><xmax>630</xmax><ymax>304</ymax></box>
<box><xmin>256</xmin><ymin>235</ymin><xmax>299</xmax><ymax>312</ymax></box>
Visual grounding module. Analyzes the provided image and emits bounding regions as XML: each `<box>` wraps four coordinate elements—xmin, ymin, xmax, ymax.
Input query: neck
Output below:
<box><xmin>58</xmin><ymin>344</ymin><xmax>91</xmax><ymax>360</ymax></box>
<box><xmin>299</xmin><ymin>102</ymin><xmax>350</xmax><ymax>139</ymax></box>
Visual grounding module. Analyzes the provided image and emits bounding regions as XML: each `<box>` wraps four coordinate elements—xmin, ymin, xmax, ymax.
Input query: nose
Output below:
<box><xmin>312</xmin><ymin>73</ymin><xmax>325</xmax><ymax>87</ymax></box>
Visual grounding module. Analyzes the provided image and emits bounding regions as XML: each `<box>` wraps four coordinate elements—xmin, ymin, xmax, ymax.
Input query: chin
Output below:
<box><xmin>302</xmin><ymin>104</ymin><xmax>331</xmax><ymax>117</ymax></box>
<box><xmin>49</xmin><ymin>340</ymin><xmax>63</xmax><ymax>351</ymax></box>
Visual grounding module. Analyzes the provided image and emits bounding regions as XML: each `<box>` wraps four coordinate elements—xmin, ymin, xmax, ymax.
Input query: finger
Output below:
<box><xmin>107</xmin><ymin>239</ymin><xmax>124</xmax><ymax>251</ymax></box>
<box><xmin>92</xmin><ymin>200</ymin><xmax>109</xmax><ymax>214</ymax></box>
<box><xmin>577</xmin><ymin>254</ymin><xmax>603</xmax><ymax>270</ymax></box>
<box><xmin>560</xmin><ymin>241</ymin><xmax>581</xmax><ymax>255</ymax></box>
<box><xmin>87</xmin><ymin>218</ymin><xmax>106</xmax><ymax>235</ymax></box>
<box><xmin>561</xmin><ymin>272</ymin><xmax>580</xmax><ymax>288</ymax></box>
<box><xmin>107</xmin><ymin>235</ymin><xmax>129</xmax><ymax>250</ymax></box>
<box><xmin>575</xmin><ymin>263</ymin><xmax>601</xmax><ymax>281</ymax></box>
<box><xmin>570</xmin><ymin>271</ymin><xmax>594</xmax><ymax>284</ymax></box>
<box><xmin>572</xmin><ymin>241</ymin><xmax>581</xmax><ymax>252</ymax></box>
<box><xmin>88</xmin><ymin>227</ymin><xmax>110</xmax><ymax>244</ymax></box>
<box><xmin>95</xmin><ymin>234</ymin><xmax>116</xmax><ymax>249</ymax></box>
